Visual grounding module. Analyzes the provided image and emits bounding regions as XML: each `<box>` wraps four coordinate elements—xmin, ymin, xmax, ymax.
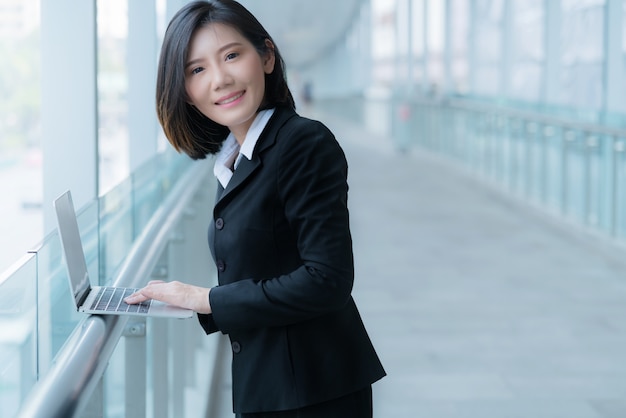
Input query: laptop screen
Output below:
<box><xmin>54</xmin><ymin>191</ymin><xmax>92</xmax><ymax>309</ymax></box>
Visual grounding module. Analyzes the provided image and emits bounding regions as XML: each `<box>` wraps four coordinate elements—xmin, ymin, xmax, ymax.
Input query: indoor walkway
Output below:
<box><xmin>212</xmin><ymin>107</ymin><xmax>626</xmax><ymax>418</ymax></box>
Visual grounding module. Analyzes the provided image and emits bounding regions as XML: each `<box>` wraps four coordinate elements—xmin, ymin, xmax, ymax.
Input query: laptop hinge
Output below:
<box><xmin>76</xmin><ymin>287</ymin><xmax>91</xmax><ymax>311</ymax></box>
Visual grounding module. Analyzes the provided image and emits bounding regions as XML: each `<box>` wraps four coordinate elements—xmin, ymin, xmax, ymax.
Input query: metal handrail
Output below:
<box><xmin>396</xmin><ymin>94</ymin><xmax>626</xmax><ymax>239</ymax></box>
<box><xmin>438</xmin><ymin>97</ymin><xmax>626</xmax><ymax>138</ymax></box>
<box><xmin>17</xmin><ymin>159</ymin><xmax>212</xmax><ymax>418</ymax></box>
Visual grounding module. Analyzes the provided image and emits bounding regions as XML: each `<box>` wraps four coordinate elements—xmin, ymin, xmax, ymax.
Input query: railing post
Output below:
<box><xmin>167</xmin><ymin>227</ymin><xmax>189</xmax><ymax>418</ymax></box>
<box><xmin>584</xmin><ymin>134</ymin><xmax>598</xmax><ymax>225</ymax></box>
<box><xmin>148</xmin><ymin>243</ymin><xmax>172</xmax><ymax>418</ymax></box>
<box><xmin>561</xmin><ymin>130</ymin><xmax>576</xmax><ymax>216</ymax></box>
<box><xmin>540</xmin><ymin>125</ymin><xmax>554</xmax><ymax>205</ymax></box>
<box><xmin>167</xmin><ymin>230</ymin><xmax>186</xmax><ymax>416</ymax></box>
<box><xmin>525</xmin><ymin>121</ymin><xmax>538</xmax><ymax>199</ymax></box>
<box><xmin>150</xmin><ymin>318</ymin><xmax>169</xmax><ymax>418</ymax></box>
<box><xmin>180</xmin><ymin>207</ymin><xmax>203</xmax><ymax>386</ymax></box>
<box><xmin>170</xmin><ymin>319</ymin><xmax>186</xmax><ymax>416</ymax></box>
<box><xmin>611</xmin><ymin>138</ymin><xmax>624</xmax><ymax>237</ymax></box>
<box><xmin>124</xmin><ymin>318</ymin><xmax>147</xmax><ymax>417</ymax></box>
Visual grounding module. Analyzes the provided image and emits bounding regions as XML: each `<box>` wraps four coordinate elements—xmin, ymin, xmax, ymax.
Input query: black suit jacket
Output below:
<box><xmin>198</xmin><ymin>106</ymin><xmax>385</xmax><ymax>413</ymax></box>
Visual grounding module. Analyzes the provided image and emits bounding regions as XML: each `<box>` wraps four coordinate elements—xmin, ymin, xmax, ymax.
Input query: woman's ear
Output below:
<box><xmin>263</xmin><ymin>39</ymin><xmax>276</xmax><ymax>74</ymax></box>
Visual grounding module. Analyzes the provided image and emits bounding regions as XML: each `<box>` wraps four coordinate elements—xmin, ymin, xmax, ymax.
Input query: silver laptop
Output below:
<box><xmin>54</xmin><ymin>190</ymin><xmax>193</xmax><ymax>319</ymax></box>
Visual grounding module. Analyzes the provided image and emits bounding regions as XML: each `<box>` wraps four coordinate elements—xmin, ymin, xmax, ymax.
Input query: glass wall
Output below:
<box><xmin>0</xmin><ymin>0</ymin><xmax>42</xmax><ymax>274</ymax></box>
<box><xmin>510</xmin><ymin>0</ymin><xmax>544</xmax><ymax>101</ymax></box>
<box><xmin>472</xmin><ymin>0</ymin><xmax>504</xmax><ymax>96</ymax></box>
<box><xmin>371</xmin><ymin>0</ymin><xmax>397</xmax><ymax>86</ymax></box>
<box><xmin>98</xmin><ymin>0</ymin><xmax>130</xmax><ymax>195</ymax></box>
<box><xmin>560</xmin><ymin>0</ymin><xmax>604</xmax><ymax>110</ymax></box>
<box><xmin>449</xmin><ymin>0</ymin><xmax>470</xmax><ymax>94</ymax></box>
<box><xmin>0</xmin><ymin>0</ymin><xmax>169</xmax><ymax>275</ymax></box>
<box><xmin>0</xmin><ymin>0</ymin><xmax>132</xmax><ymax>274</ymax></box>
<box><xmin>369</xmin><ymin>0</ymin><xmax>625</xmax><ymax>119</ymax></box>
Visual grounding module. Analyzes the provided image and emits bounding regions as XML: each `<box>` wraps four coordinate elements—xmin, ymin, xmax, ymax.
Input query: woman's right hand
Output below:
<box><xmin>125</xmin><ymin>280</ymin><xmax>212</xmax><ymax>314</ymax></box>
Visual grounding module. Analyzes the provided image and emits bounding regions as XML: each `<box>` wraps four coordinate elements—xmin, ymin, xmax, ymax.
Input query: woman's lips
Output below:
<box><xmin>216</xmin><ymin>91</ymin><xmax>245</xmax><ymax>105</ymax></box>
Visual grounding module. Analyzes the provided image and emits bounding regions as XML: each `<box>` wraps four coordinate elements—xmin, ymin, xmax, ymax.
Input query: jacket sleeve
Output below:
<box><xmin>208</xmin><ymin>119</ymin><xmax>354</xmax><ymax>334</ymax></box>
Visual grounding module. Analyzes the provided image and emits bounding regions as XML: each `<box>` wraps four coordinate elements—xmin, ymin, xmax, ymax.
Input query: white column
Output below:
<box><xmin>443</xmin><ymin>0</ymin><xmax>453</xmax><ymax>95</ymax></box>
<box><xmin>360</xmin><ymin>1</ymin><xmax>372</xmax><ymax>92</ymax></box>
<box><xmin>166</xmin><ymin>0</ymin><xmax>187</xmax><ymax>22</ymax></box>
<box><xmin>128</xmin><ymin>0</ymin><xmax>159</xmax><ymax>172</ymax></box>
<box><xmin>407</xmin><ymin>0</ymin><xmax>414</xmax><ymax>91</ymax></box>
<box><xmin>394</xmin><ymin>0</ymin><xmax>403</xmax><ymax>86</ymax></box>
<box><xmin>543</xmin><ymin>0</ymin><xmax>561</xmax><ymax>105</ymax></box>
<box><xmin>603</xmin><ymin>0</ymin><xmax>623</xmax><ymax>113</ymax></box>
<box><xmin>421</xmin><ymin>0</ymin><xmax>428</xmax><ymax>93</ymax></box>
<box><xmin>468</xmin><ymin>0</ymin><xmax>477</xmax><ymax>94</ymax></box>
<box><xmin>41</xmin><ymin>0</ymin><xmax>98</xmax><ymax>233</ymax></box>
<box><xmin>500</xmin><ymin>0</ymin><xmax>512</xmax><ymax>98</ymax></box>
<box><xmin>342</xmin><ymin>36</ymin><xmax>351</xmax><ymax>96</ymax></box>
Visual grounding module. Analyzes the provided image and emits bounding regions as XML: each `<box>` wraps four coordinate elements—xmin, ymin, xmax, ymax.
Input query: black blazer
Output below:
<box><xmin>198</xmin><ymin>106</ymin><xmax>385</xmax><ymax>414</ymax></box>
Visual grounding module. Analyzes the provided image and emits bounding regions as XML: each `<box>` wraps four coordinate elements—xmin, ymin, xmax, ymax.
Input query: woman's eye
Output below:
<box><xmin>225</xmin><ymin>52</ymin><xmax>239</xmax><ymax>61</ymax></box>
<box><xmin>191</xmin><ymin>67</ymin><xmax>204</xmax><ymax>75</ymax></box>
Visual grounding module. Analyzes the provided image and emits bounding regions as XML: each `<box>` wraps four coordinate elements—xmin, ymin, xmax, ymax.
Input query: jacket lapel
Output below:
<box><xmin>216</xmin><ymin>154</ymin><xmax>261</xmax><ymax>205</ymax></box>
<box><xmin>215</xmin><ymin>107</ymin><xmax>297</xmax><ymax>207</ymax></box>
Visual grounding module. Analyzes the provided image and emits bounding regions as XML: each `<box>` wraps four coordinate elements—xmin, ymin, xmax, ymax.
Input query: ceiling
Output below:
<box><xmin>238</xmin><ymin>0</ymin><xmax>364</xmax><ymax>70</ymax></box>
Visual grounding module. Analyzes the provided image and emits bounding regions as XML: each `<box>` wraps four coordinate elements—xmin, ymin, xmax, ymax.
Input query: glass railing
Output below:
<box><xmin>0</xmin><ymin>149</ymin><xmax>225</xmax><ymax>417</ymax></box>
<box><xmin>0</xmin><ymin>254</ymin><xmax>37</xmax><ymax>418</ymax></box>
<box><xmin>321</xmin><ymin>94</ymin><xmax>626</xmax><ymax>244</ymax></box>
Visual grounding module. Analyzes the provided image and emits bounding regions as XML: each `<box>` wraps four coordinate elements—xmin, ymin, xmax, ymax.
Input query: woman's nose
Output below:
<box><xmin>211</xmin><ymin>65</ymin><xmax>232</xmax><ymax>90</ymax></box>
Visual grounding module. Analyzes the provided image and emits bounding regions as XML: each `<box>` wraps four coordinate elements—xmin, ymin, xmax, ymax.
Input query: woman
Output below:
<box><xmin>125</xmin><ymin>1</ymin><xmax>386</xmax><ymax>416</ymax></box>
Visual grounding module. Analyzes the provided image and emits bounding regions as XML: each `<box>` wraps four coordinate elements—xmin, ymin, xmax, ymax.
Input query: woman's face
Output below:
<box><xmin>185</xmin><ymin>23</ymin><xmax>275</xmax><ymax>143</ymax></box>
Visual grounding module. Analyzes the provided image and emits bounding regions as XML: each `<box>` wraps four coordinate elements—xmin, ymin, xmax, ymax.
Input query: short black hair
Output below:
<box><xmin>156</xmin><ymin>0</ymin><xmax>295</xmax><ymax>159</ymax></box>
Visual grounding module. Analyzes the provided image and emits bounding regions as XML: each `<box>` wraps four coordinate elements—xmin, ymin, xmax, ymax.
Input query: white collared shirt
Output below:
<box><xmin>213</xmin><ymin>108</ymin><xmax>275</xmax><ymax>188</ymax></box>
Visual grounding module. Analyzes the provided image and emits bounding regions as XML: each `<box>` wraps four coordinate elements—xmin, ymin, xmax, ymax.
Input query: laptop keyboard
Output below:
<box><xmin>89</xmin><ymin>286</ymin><xmax>151</xmax><ymax>313</ymax></box>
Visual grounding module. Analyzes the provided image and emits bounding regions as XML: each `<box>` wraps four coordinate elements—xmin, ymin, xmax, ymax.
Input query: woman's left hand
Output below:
<box><xmin>125</xmin><ymin>280</ymin><xmax>212</xmax><ymax>314</ymax></box>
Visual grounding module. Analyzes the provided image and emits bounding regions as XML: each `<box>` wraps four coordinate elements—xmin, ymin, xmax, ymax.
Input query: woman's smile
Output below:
<box><xmin>216</xmin><ymin>90</ymin><xmax>246</xmax><ymax>107</ymax></box>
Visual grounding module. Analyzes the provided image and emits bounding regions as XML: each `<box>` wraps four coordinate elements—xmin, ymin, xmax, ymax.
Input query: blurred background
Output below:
<box><xmin>3</xmin><ymin>0</ymin><xmax>623</xmax><ymax>274</ymax></box>
<box><xmin>4</xmin><ymin>1</ymin><xmax>626</xmax><ymax>417</ymax></box>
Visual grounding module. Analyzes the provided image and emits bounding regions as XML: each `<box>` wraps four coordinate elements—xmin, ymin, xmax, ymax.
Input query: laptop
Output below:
<box><xmin>54</xmin><ymin>190</ymin><xmax>193</xmax><ymax>319</ymax></box>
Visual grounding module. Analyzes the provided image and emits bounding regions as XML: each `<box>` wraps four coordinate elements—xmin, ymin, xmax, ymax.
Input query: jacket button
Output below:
<box><xmin>215</xmin><ymin>218</ymin><xmax>224</xmax><ymax>230</ymax></box>
<box><xmin>231</xmin><ymin>341</ymin><xmax>241</xmax><ymax>354</ymax></box>
<box><xmin>217</xmin><ymin>260</ymin><xmax>226</xmax><ymax>272</ymax></box>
